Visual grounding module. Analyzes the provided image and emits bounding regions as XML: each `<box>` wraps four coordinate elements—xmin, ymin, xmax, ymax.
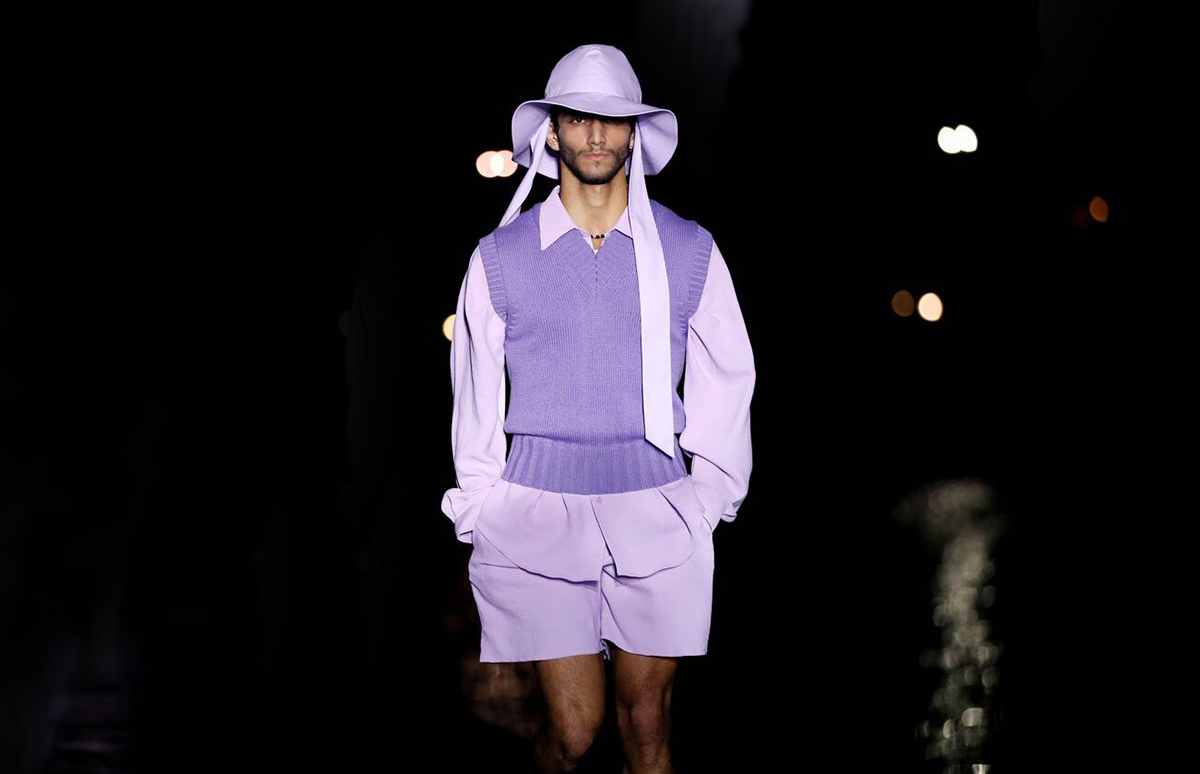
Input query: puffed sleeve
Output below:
<box><xmin>679</xmin><ymin>240</ymin><xmax>755</xmax><ymax>532</ymax></box>
<box><xmin>440</xmin><ymin>245</ymin><xmax>508</xmax><ymax>544</ymax></box>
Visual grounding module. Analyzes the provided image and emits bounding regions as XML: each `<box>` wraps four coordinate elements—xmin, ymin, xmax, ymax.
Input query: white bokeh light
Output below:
<box><xmin>476</xmin><ymin>150</ymin><xmax>520</xmax><ymax>178</ymax></box>
<box><xmin>475</xmin><ymin>151</ymin><xmax>499</xmax><ymax>178</ymax></box>
<box><xmin>918</xmin><ymin>292</ymin><xmax>944</xmax><ymax>321</ymax></box>
<box><xmin>937</xmin><ymin>124</ymin><xmax>978</xmax><ymax>154</ymax></box>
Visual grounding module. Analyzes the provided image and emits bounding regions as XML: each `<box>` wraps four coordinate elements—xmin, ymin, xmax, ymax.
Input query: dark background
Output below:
<box><xmin>3</xmin><ymin>2</ymin><xmax>1141</xmax><ymax>771</ymax></box>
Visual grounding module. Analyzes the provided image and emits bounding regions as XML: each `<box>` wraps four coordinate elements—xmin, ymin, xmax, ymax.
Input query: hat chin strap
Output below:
<box><xmin>629</xmin><ymin>125</ymin><xmax>675</xmax><ymax>459</ymax></box>
<box><xmin>499</xmin><ymin>116</ymin><xmax>552</xmax><ymax>229</ymax></box>
<box><xmin>499</xmin><ymin>113</ymin><xmax>676</xmax><ymax>460</ymax></box>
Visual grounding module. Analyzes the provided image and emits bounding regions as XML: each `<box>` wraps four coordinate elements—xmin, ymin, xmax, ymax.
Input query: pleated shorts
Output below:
<box><xmin>466</xmin><ymin>475</ymin><xmax>717</xmax><ymax>663</ymax></box>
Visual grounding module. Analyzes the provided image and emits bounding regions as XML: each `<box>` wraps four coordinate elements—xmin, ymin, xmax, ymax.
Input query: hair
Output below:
<box><xmin>548</xmin><ymin>105</ymin><xmax>636</xmax><ymax>133</ymax></box>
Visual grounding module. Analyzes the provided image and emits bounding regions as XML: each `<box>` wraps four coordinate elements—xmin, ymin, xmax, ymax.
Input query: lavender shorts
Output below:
<box><xmin>466</xmin><ymin>476</ymin><xmax>717</xmax><ymax>662</ymax></box>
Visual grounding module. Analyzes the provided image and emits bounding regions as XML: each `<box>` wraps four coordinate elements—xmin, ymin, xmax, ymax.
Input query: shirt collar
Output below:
<box><xmin>539</xmin><ymin>184</ymin><xmax>633</xmax><ymax>251</ymax></box>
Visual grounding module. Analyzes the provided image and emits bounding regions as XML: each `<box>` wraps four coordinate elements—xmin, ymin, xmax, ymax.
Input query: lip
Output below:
<box><xmin>587</xmin><ymin>153</ymin><xmax>608</xmax><ymax>158</ymax></box>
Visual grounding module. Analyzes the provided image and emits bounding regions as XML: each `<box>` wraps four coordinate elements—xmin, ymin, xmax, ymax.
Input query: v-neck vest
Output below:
<box><xmin>477</xmin><ymin>199</ymin><xmax>714</xmax><ymax>495</ymax></box>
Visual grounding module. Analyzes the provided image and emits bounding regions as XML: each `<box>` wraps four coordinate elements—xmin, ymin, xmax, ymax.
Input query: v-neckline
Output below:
<box><xmin>549</xmin><ymin>229</ymin><xmax>635</xmax><ymax>298</ymax></box>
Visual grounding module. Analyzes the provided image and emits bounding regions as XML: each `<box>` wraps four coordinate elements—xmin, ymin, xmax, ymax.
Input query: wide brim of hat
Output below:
<box><xmin>511</xmin><ymin>94</ymin><xmax>678</xmax><ymax>178</ymax></box>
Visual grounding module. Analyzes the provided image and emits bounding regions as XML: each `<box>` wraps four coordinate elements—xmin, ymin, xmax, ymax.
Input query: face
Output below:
<box><xmin>548</xmin><ymin>110</ymin><xmax>635</xmax><ymax>186</ymax></box>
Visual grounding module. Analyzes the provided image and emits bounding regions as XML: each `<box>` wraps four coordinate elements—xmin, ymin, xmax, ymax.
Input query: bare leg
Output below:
<box><xmin>612</xmin><ymin>644</ymin><xmax>677</xmax><ymax>774</ymax></box>
<box><xmin>531</xmin><ymin>653</ymin><xmax>607</xmax><ymax>774</ymax></box>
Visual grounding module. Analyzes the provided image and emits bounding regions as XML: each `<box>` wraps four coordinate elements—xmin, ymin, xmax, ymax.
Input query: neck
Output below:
<box><xmin>559</xmin><ymin>171</ymin><xmax>628</xmax><ymax>237</ymax></box>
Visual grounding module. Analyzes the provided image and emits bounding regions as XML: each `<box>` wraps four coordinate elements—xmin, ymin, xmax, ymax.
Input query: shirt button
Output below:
<box><xmin>597</xmin><ymin>496</ymin><xmax>604</xmax><ymax>503</ymax></box>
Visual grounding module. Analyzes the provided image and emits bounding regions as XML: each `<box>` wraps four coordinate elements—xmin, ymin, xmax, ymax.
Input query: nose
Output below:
<box><xmin>587</xmin><ymin>120</ymin><xmax>606</xmax><ymax>147</ymax></box>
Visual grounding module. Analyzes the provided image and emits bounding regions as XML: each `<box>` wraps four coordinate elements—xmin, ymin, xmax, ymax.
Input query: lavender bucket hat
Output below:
<box><xmin>497</xmin><ymin>43</ymin><xmax>681</xmax><ymax>459</ymax></box>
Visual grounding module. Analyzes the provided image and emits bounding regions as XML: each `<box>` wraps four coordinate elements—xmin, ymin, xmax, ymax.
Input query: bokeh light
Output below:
<box><xmin>918</xmin><ymin>292</ymin><xmax>944</xmax><ymax>322</ymax></box>
<box><xmin>937</xmin><ymin>124</ymin><xmax>978</xmax><ymax>154</ymax></box>
<box><xmin>476</xmin><ymin>150</ymin><xmax>519</xmax><ymax>178</ymax></box>
<box><xmin>475</xmin><ymin>151</ymin><xmax>499</xmax><ymax>178</ymax></box>
<box><xmin>895</xmin><ymin>478</ymin><xmax>1008</xmax><ymax>771</ymax></box>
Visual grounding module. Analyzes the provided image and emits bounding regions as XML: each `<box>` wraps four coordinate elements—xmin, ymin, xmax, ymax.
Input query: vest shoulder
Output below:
<box><xmin>648</xmin><ymin>199</ymin><xmax>713</xmax><ymax>242</ymax></box>
<box><xmin>505</xmin><ymin>201</ymin><xmax>544</xmax><ymax>234</ymax></box>
<box><xmin>479</xmin><ymin>202</ymin><xmax>542</xmax><ymax>247</ymax></box>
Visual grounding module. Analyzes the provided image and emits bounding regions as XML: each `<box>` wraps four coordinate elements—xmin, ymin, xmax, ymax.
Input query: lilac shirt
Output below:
<box><xmin>442</xmin><ymin>184</ymin><xmax>754</xmax><ymax>547</ymax></box>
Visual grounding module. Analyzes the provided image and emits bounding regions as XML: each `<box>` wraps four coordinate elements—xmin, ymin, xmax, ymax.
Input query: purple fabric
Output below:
<box><xmin>441</xmin><ymin>184</ymin><xmax>755</xmax><ymax>564</ymax></box>
<box><xmin>478</xmin><ymin>188</ymin><xmax>709</xmax><ymax>494</ymax></box>
<box><xmin>472</xmin><ymin>475</ymin><xmax>707</xmax><ymax>583</ymax></box>
<box><xmin>468</xmin><ymin>480</ymin><xmax>716</xmax><ymax>663</ymax></box>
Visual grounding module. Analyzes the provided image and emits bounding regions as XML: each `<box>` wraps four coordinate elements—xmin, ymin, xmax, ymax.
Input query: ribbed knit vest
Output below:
<box><xmin>478</xmin><ymin>198</ymin><xmax>714</xmax><ymax>495</ymax></box>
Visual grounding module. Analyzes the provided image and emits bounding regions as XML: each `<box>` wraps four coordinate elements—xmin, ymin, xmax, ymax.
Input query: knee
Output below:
<box><xmin>616</xmin><ymin>698</ymin><xmax>669</xmax><ymax>746</ymax></box>
<box><xmin>548</xmin><ymin>711</ymin><xmax>605</xmax><ymax>764</ymax></box>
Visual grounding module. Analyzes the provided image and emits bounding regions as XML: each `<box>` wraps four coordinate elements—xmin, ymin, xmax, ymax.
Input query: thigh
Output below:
<box><xmin>611</xmin><ymin>645</ymin><xmax>678</xmax><ymax>709</ymax></box>
<box><xmin>534</xmin><ymin>652</ymin><xmax>607</xmax><ymax>730</ymax></box>
<box><xmin>469</xmin><ymin>527</ymin><xmax>605</xmax><ymax>663</ymax></box>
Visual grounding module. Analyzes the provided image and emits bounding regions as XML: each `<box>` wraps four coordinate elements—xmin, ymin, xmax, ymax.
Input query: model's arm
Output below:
<box><xmin>440</xmin><ymin>245</ymin><xmax>508</xmax><ymax>544</ymax></box>
<box><xmin>679</xmin><ymin>240</ymin><xmax>755</xmax><ymax>532</ymax></box>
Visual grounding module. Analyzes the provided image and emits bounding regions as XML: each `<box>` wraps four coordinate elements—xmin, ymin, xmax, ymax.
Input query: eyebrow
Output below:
<box><xmin>564</xmin><ymin>112</ymin><xmax>625</xmax><ymax>121</ymax></box>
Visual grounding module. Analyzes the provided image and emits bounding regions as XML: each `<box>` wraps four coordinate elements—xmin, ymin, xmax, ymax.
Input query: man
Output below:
<box><xmin>442</xmin><ymin>44</ymin><xmax>754</xmax><ymax>774</ymax></box>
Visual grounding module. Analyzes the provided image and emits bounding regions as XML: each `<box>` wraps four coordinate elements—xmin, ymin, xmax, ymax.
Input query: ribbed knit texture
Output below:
<box><xmin>477</xmin><ymin>199</ymin><xmax>713</xmax><ymax>494</ymax></box>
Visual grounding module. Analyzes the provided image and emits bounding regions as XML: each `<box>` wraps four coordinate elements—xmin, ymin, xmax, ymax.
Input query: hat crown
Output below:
<box><xmin>545</xmin><ymin>44</ymin><xmax>642</xmax><ymax>105</ymax></box>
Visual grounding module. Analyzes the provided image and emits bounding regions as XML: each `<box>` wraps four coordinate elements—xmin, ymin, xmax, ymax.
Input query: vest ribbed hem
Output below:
<box><xmin>502</xmin><ymin>434</ymin><xmax>688</xmax><ymax>494</ymax></box>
